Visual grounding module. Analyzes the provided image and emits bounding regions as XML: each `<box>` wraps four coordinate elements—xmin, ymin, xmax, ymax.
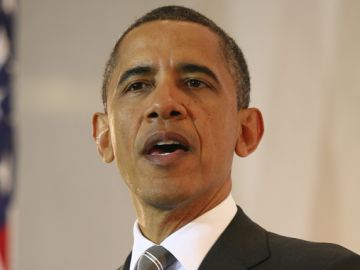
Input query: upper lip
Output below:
<box><xmin>142</xmin><ymin>131</ymin><xmax>191</xmax><ymax>155</ymax></box>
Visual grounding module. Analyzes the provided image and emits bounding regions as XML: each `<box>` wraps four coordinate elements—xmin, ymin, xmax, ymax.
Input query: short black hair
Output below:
<box><xmin>102</xmin><ymin>5</ymin><xmax>250</xmax><ymax>111</ymax></box>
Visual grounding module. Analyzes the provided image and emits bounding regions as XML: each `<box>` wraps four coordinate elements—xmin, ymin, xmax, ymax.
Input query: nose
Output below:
<box><xmin>144</xmin><ymin>83</ymin><xmax>187</xmax><ymax>122</ymax></box>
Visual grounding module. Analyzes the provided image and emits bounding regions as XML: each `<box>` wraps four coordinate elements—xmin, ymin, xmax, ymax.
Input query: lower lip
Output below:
<box><xmin>145</xmin><ymin>149</ymin><xmax>189</xmax><ymax>166</ymax></box>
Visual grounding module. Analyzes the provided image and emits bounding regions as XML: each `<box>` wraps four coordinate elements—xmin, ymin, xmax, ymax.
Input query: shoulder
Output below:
<box><xmin>209</xmin><ymin>207</ymin><xmax>360</xmax><ymax>269</ymax></box>
<box><xmin>265</xmin><ymin>232</ymin><xmax>360</xmax><ymax>269</ymax></box>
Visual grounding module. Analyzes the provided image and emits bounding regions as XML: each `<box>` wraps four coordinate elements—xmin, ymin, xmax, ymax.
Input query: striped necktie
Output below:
<box><xmin>136</xmin><ymin>245</ymin><xmax>177</xmax><ymax>270</ymax></box>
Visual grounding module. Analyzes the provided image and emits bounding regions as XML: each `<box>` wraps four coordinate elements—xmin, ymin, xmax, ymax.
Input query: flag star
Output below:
<box><xmin>0</xmin><ymin>153</ymin><xmax>13</xmax><ymax>194</ymax></box>
<box><xmin>0</xmin><ymin>27</ymin><xmax>10</xmax><ymax>67</ymax></box>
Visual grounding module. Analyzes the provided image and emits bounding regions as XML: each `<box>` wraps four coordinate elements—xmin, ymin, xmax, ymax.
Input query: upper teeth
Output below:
<box><xmin>155</xmin><ymin>140</ymin><xmax>180</xmax><ymax>146</ymax></box>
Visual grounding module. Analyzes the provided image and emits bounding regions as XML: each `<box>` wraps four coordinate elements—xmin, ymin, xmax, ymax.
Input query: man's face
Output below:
<box><xmin>103</xmin><ymin>21</ymin><xmax>243</xmax><ymax>210</ymax></box>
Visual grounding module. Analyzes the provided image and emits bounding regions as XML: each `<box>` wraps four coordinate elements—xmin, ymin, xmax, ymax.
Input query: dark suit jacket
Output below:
<box><xmin>118</xmin><ymin>207</ymin><xmax>360</xmax><ymax>269</ymax></box>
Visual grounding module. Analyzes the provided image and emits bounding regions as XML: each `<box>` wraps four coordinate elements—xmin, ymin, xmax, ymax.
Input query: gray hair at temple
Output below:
<box><xmin>101</xmin><ymin>5</ymin><xmax>251</xmax><ymax>112</ymax></box>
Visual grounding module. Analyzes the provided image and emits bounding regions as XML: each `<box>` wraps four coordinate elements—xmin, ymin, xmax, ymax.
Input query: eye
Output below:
<box><xmin>125</xmin><ymin>81</ymin><xmax>153</xmax><ymax>93</ymax></box>
<box><xmin>185</xmin><ymin>79</ymin><xmax>208</xmax><ymax>89</ymax></box>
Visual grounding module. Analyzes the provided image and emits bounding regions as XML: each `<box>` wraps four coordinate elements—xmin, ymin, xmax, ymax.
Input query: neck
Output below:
<box><xmin>133</xmin><ymin>180</ymin><xmax>231</xmax><ymax>243</ymax></box>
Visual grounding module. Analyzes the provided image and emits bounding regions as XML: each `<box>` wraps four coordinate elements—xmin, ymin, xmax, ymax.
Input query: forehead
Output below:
<box><xmin>116</xmin><ymin>20</ymin><xmax>227</xmax><ymax>71</ymax></box>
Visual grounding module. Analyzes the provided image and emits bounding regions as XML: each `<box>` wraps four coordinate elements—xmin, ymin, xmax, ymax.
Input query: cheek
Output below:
<box><xmin>195</xmin><ymin>106</ymin><xmax>238</xmax><ymax>162</ymax></box>
<box><xmin>109</xmin><ymin>108</ymin><xmax>139</xmax><ymax>161</ymax></box>
<box><xmin>109</xmin><ymin>109</ymin><xmax>141</xmax><ymax>190</ymax></box>
<box><xmin>196</xmin><ymin>103</ymin><xmax>238</xmax><ymax>139</ymax></box>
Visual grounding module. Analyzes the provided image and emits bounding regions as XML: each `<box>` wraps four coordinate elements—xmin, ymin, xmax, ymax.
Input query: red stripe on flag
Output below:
<box><xmin>0</xmin><ymin>225</ymin><xmax>8</xmax><ymax>270</ymax></box>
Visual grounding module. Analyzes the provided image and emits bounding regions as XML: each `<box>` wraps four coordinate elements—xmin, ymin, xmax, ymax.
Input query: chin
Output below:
<box><xmin>141</xmin><ymin>190</ymin><xmax>193</xmax><ymax>211</ymax></box>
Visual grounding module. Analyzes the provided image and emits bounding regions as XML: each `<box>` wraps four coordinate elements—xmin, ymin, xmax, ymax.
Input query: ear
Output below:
<box><xmin>92</xmin><ymin>112</ymin><xmax>114</xmax><ymax>163</ymax></box>
<box><xmin>235</xmin><ymin>108</ymin><xmax>264</xmax><ymax>157</ymax></box>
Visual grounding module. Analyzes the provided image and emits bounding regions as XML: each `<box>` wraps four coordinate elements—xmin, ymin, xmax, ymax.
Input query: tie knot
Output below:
<box><xmin>136</xmin><ymin>245</ymin><xmax>176</xmax><ymax>270</ymax></box>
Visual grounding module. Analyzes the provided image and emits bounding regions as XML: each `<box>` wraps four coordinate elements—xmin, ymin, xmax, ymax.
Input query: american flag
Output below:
<box><xmin>0</xmin><ymin>0</ymin><xmax>16</xmax><ymax>269</ymax></box>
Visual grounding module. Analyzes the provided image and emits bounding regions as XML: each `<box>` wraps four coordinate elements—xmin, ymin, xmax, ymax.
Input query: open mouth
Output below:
<box><xmin>147</xmin><ymin>140</ymin><xmax>190</xmax><ymax>155</ymax></box>
<box><xmin>143</xmin><ymin>132</ymin><xmax>191</xmax><ymax>157</ymax></box>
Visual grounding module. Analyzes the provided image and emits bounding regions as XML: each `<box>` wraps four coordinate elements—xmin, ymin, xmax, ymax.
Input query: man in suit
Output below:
<box><xmin>92</xmin><ymin>5</ymin><xmax>360</xmax><ymax>270</ymax></box>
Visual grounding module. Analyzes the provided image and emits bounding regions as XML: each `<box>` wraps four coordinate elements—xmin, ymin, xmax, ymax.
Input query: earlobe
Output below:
<box><xmin>92</xmin><ymin>113</ymin><xmax>114</xmax><ymax>163</ymax></box>
<box><xmin>235</xmin><ymin>108</ymin><xmax>264</xmax><ymax>157</ymax></box>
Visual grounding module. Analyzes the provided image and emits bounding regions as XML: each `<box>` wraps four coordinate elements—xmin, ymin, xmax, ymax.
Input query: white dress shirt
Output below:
<box><xmin>129</xmin><ymin>194</ymin><xmax>237</xmax><ymax>270</ymax></box>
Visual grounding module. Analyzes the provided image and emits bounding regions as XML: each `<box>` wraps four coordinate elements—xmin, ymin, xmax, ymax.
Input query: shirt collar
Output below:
<box><xmin>130</xmin><ymin>194</ymin><xmax>237</xmax><ymax>270</ymax></box>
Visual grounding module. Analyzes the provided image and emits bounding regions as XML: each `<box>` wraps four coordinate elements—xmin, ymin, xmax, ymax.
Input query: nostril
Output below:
<box><xmin>146</xmin><ymin>109</ymin><xmax>184</xmax><ymax>120</ymax></box>
<box><xmin>170</xmin><ymin>110</ymin><xmax>181</xmax><ymax>117</ymax></box>
<box><xmin>148</xmin><ymin>112</ymin><xmax>158</xmax><ymax>118</ymax></box>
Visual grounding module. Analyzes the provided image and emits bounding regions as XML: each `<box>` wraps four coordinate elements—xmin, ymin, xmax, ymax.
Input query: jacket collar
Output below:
<box><xmin>198</xmin><ymin>207</ymin><xmax>270</xmax><ymax>270</ymax></box>
<box><xmin>120</xmin><ymin>207</ymin><xmax>270</xmax><ymax>270</ymax></box>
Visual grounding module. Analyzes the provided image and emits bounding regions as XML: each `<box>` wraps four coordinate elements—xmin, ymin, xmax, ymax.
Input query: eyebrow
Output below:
<box><xmin>117</xmin><ymin>65</ymin><xmax>155</xmax><ymax>86</ymax></box>
<box><xmin>177</xmin><ymin>63</ymin><xmax>219</xmax><ymax>84</ymax></box>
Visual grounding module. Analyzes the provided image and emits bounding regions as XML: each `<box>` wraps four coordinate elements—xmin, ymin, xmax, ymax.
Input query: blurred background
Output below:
<box><xmin>1</xmin><ymin>0</ymin><xmax>359</xmax><ymax>269</ymax></box>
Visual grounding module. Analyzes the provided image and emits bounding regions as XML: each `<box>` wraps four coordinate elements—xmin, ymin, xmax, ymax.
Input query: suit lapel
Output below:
<box><xmin>199</xmin><ymin>207</ymin><xmax>270</xmax><ymax>270</ymax></box>
<box><xmin>118</xmin><ymin>252</ymin><xmax>131</xmax><ymax>270</ymax></box>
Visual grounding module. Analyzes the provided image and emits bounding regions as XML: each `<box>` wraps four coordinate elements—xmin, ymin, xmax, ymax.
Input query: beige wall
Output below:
<box><xmin>15</xmin><ymin>0</ymin><xmax>360</xmax><ymax>269</ymax></box>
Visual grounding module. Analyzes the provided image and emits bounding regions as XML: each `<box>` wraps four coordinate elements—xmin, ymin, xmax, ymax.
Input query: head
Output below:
<box><xmin>102</xmin><ymin>5</ymin><xmax>250</xmax><ymax>113</ymax></box>
<box><xmin>93</xmin><ymin>6</ymin><xmax>263</xmax><ymax>217</ymax></box>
